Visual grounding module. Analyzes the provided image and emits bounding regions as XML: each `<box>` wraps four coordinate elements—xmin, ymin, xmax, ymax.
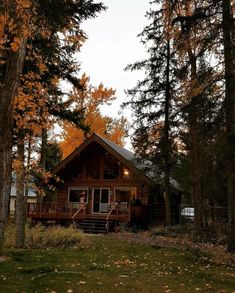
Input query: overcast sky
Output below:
<box><xmin>79</xmin><ymin>0</ymin><xmax>150</xmax><ymax>119</ymax></box>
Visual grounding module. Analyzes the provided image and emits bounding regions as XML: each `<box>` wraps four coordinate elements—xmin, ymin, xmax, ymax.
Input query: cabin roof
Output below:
<box><xmin>94</xmin><ymin>133</ymin><xmax>135</xmax><ymax>162</ymax></box>
<box><xmin>53</xmin><ymin>133</ymin><xmax>153</xmax><ymax>183</ymax></box>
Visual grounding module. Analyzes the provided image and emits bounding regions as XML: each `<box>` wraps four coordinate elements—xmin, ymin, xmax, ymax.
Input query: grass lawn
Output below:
<box><xmin>0</xmin><ymin>234</ymin><xmax>235</xmax><ymax>293</ymax></box>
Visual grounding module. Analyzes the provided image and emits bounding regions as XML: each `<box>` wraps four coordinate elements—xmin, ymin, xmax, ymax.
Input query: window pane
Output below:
<box><xmin>103</xmin><ymin>154</ymin><xmax>120</xmax><ymax>179</ymax></box>
<box><xmin>69</xmin><ymin>189</ymin><xmax>87</xmax><ymax>202</ymax></box>
<box><xmin>115</xmin><ymin>188</ymin><xmax>135</xmax><ymax>203</ymax></box>
<box><xmin>93</xmin><ymin>189</ymin><xmax>100</xmax><ymax>212</ymax></box>
<box><xmin>101</xmin><ymin>189</ymin><xmax>109</xmax><ymax>203</ymax></box>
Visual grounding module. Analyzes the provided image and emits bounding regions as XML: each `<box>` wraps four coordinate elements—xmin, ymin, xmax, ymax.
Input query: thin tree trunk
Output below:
<box><xmin>222</xmin><ymin>0</ymin><xmax>235</xmax><ymax>252</ymax></box>
<box><xmin>15</xmin><ymin>131</ymin><xmax>26</xmax><ymax>248</ymax></box>
<box><xmin>185</xmin><ymin>0</ymin><xmax>204</xmax><ymax>235</ymax></box>
<box><xmin>0</xmin><ymin>37</ymin><xmax>27</xmax><ymax>254</ymax></box>
<box><xmin>37</xmin><ymin>127</ymin><xmax>47</xmax><ymax>203</ymax></box>
<box><xmin>24</xmin><ymin>135</ymin><xmax>32</xmax><ymax>217</ymax></box>
<box><xmin>189</xmin><ymin>109</ymin><xmax>204</xmax><ymax>233</ymax></box>
<box><xmin>40</xmin><ymin>127</ymin><xmax>47</xmax><ymax>170</ymax></box>
<box><xmin>164</xmin><ymin>39</ymin><xmax>172</xmax><ymax>226</ymax></box>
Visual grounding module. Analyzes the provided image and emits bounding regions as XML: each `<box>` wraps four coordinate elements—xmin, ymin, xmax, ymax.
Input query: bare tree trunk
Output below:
<box><xmin>222</xmin><ymin>0</ymin><xmax>235</xmax><ymax>252</ymax></box>
<box><xmin>185</xmin><ymin>0</ymin><xmax>204</xmax><ymax>235</ymax></box>
<box><xmin>189</xmin><ymin>113</ymin><xmax>204</xmax><ymax>233</ymax></box>
<box><xmin>15</xmin><ymin>131</ymin><xmax>26</xmax><ymax>248</ymax></box>
<box><xmin>164</xmin><ymin>39</ymin><xmax>172</xmax><ymax>226</ymax></box>
<box><xmin>40</xmin><ymin>127</ymin><xmax>47</xmax><ymax>170</ymax></box>
<box><xmin>24</xmin><ymin>135</ymin><xmax>32</xmax><ymax>217</ymax></box>
<box><xmin>0</xmin><ymin>37</ymin><xmax>27</xmax><ymax>254</ymax></box>
<box><xmin>37</xmin><ymin>127</ymin><xmax>47</xmax><ymax>203</ymax></box>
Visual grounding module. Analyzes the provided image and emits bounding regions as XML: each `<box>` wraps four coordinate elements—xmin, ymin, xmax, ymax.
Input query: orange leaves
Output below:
<box><xmin>0</xmin><ymin>0</ymin><xmax>36</xmax><ymax>55</ymax></box>
<box><xmin>16</xmin><ymin>0</ymin><xmax>32</xmax><ymax>9</ymax></box>
<box><xmin>60</xmin><ymin>76</ymin><xmax>126</xmax><ymax>158</ymax></box>
<box><xmin>11</xmin><ymin>37</ymin><xmax>21</xmax><ymax>51</ymax></box>
<box><xmin>0</xmin><ymin>15</ymin><xmax>8</xmax><ymax>38</ymax></box>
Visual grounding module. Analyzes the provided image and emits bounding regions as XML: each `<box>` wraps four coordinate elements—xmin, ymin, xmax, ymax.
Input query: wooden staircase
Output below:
<box><xmin>76</xmin><ymin>218</ymin><xmax>115</xmax><ymax>233</ymax></box>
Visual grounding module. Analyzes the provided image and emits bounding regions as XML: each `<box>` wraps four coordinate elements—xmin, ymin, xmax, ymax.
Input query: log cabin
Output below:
<box><xmin>28</xmin><ymin>133</ymin><xmax>175</xmax><ymax>232</ymax></box>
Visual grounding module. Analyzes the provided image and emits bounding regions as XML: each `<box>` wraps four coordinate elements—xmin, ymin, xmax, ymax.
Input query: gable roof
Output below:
<box><xmin>53</xmin><ymin>133</ymin><xmax>153</xmax><ymax>183</ymax></box>
<box><xmin>95</xmin><ymin>133</ymin><xmax>135</xmax><ymax>162</ymax></box>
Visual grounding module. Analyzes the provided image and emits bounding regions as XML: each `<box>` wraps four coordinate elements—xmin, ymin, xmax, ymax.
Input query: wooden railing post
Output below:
<box><xmin>116</xmin><ymin>205</ymin><xmax>118</xmax><ymax>221</ymax></box>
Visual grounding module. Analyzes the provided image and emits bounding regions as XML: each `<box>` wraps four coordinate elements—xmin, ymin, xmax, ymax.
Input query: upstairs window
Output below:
<box><xmin>122</xmin><ymin>167</ymin><xmax>131</xmax><ymax>179</ymax></box>
<box><xmin>103</xmin><ymin>153</ymin><xmax>120</xmax><ymax>179</ymax></box>
<box><xmin>86</xmin><ymin>158</ymin><xmax>100</xmax><ymax>179</ymax></box>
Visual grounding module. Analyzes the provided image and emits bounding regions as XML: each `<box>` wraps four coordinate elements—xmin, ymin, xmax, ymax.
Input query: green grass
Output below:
<box><xmin>1</xmin><ymin>234</ymin><xmax>235</xmax><ymax>292</ymax></box>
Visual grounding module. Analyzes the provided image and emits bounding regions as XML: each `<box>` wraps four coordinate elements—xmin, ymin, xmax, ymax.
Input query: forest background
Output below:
<box><xmin>0</xmin><ymin>0</ymin><xmax>234</xmax><ymax>253</ymax></box>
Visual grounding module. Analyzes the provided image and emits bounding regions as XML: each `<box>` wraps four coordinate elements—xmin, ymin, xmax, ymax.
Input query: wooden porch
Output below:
<box><xmin>27</xmin><ymin>202</ymin><xmax>131</xmax><ymax>223</ymax></box>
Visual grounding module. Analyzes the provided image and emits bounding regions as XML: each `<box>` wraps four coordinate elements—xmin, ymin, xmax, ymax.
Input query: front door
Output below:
<box><xmin>92</xmin><ymin>188</ymin><xmax>109</xmax><ymax>213</ymax></box>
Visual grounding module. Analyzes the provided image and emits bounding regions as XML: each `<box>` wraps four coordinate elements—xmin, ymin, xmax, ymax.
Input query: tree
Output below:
<box><xmin>222</xmin><ymin>0</ymin><xmax>235</xmax><ymax>251</ymax></box>
<box><xmin>60</xmin><ymin>75</ymin><xmax>127</xmax><ymax>157</ymax></box>
<box><xmin>126</xmin><ymin>0</ymin><xmax>226</xmax><ymax>233</ymax></box>
<box><xmin>125</xmin><ymin>0</ymin><xmax>178</xmax><ymax>225</ymax></box>
<box><xmin>0</xmin><ymin>0</ymin><xmax>104</xmax><ymax>251</ymax></box>
<box><xmin>0</xmin><ymin>0</ymin><xmax>32</xmax><ymax>254</ymax></box>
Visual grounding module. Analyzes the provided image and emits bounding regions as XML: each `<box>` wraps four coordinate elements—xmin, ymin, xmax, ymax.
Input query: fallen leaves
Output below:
<box><xmin>114</xmin><ymin>258</ymin><xmax>136</xmax><ymax>267</ymax></box>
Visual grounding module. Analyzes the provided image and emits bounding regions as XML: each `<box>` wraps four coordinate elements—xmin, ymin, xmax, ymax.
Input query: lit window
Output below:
<box><xmin>122</xmin><ymin>167</ymin><xmax>131</xmax><ymax>179</ymax></box>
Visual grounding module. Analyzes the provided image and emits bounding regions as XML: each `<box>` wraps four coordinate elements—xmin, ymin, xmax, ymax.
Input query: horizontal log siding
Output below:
<box><xmin>57</xmin><ymin>179</ymin><xmax>149</xmax><ymax>206</ymax></box>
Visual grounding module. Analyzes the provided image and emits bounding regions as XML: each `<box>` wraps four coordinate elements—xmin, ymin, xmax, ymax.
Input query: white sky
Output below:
<box><xmin>79</xmin><ymin>0</ymin><xmax>150</xmax><ymax>120</ymax></box>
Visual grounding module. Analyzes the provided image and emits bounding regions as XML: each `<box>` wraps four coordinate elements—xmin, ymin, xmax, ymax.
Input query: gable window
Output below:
<box><xmin>103</xmin><ymin>153</ymin><xmax>120</xmax><ymax>179</ymax></box>
<box><xmin>68</xmin><ymin>187</ymin><xmax>88</xmax><ymax>203</ymax></box>
<box><xmin>86</xmin><ymin>158</ymin><xmax>100</xmax><ymax>179</ymax></box>
<box><xmin>122</xmin><ymin>167</ymin><xmax>131</xmax><ymax>179</ymax></box>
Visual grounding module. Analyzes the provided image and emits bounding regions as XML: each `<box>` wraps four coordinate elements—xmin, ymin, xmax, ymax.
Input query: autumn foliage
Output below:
<box><xmin>60</xmin><ymin>75</ymin><xmax>127</xmax><ymax>157</ymax></box>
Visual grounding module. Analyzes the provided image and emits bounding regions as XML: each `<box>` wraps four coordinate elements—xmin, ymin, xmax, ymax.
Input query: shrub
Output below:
<box><xmin>151</xmin><ymin>224</ymin><xmax>193</xmax><ymax>238</ymax></box>
<box><xmin>4</xmin><ymin>222</ymin><xmax>88</xmax><ymax>249</ymax></box>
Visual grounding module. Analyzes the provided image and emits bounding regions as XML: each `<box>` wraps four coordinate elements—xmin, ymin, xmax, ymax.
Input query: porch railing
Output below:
<box><xmin>72</xmin><ymin>202</ymin><xmax>88</xmax><ymax>219</ymax></box>
<box><xmin>28</xmin><ymin>201</ymin><xmax>131</xmax><ymax>222</ymax></box>
<box><xmin>27</xmin><ymin>202</ymin><xmax>87</xmax><ymax>220</ymax></box>
<box><xmin>106</xmin><ymin>202</ymin><xmax>130</xmax><ymax>222</ymax></box>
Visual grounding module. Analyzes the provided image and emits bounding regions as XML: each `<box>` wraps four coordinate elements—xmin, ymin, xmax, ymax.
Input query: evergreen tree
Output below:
<box><xmin>125</xmin><ymin>0</ymin><xmax>178</xmax><ymax>225</ymax></box>
<box><xmin>222</xmin><ymin>0</ymin><xmax>235</xmax><ymax>251</ymax></box>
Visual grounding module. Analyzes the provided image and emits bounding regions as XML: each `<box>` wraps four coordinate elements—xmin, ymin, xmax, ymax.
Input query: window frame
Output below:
<box><xmin>67</xmin><ymin>186</ymin><xmax>89</xmax><ymax>203</ymax></box>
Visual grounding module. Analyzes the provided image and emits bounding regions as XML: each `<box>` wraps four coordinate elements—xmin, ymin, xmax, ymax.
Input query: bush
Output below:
<box><xmin>151</xmin><ymin>224</ymin><xmax>193</xmax><ymax>238</ymax></box>
<box><xmin>4</xmin><ymin>222</ymin><xmax>88</xmax><ymax>249</ymax></box>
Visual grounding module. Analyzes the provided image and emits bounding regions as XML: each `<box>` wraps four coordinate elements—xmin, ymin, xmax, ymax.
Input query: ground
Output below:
<box><xmin>1</xmin><ymin>232</ymin><xmax>235</xmax><ymax>293</ymax></box>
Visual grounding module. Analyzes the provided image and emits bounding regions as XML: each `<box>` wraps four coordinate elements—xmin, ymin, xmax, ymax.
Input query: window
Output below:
<box><xmin>68</xmin><ymin>187</ymin><xmax>88</xmax><ymax>203</ymax></box>
<box><xmin>103</xmin><ymin>155</ymin><xmax>120</xmax><ymax>179</ymax></box>
<box><xmin>115</xmin><ymin>187</ymin><xmax>136</xmax><ymax>203</ymax></box>
<box><xmin>86</xmin><ymin>159</ymin><xmax>100</xmax><ymax>179</ymax></box>
<box><xmin>122</xmin><ymin>167</ymin><xmax>131</xmax><ymax>179</ymax></box>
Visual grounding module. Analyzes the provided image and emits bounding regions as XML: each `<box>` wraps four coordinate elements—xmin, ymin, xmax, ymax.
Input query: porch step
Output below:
<box><xmin>77</xmin><ymin>219</ymin><xmax>114</xmax><ymax>234</ymax></box>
